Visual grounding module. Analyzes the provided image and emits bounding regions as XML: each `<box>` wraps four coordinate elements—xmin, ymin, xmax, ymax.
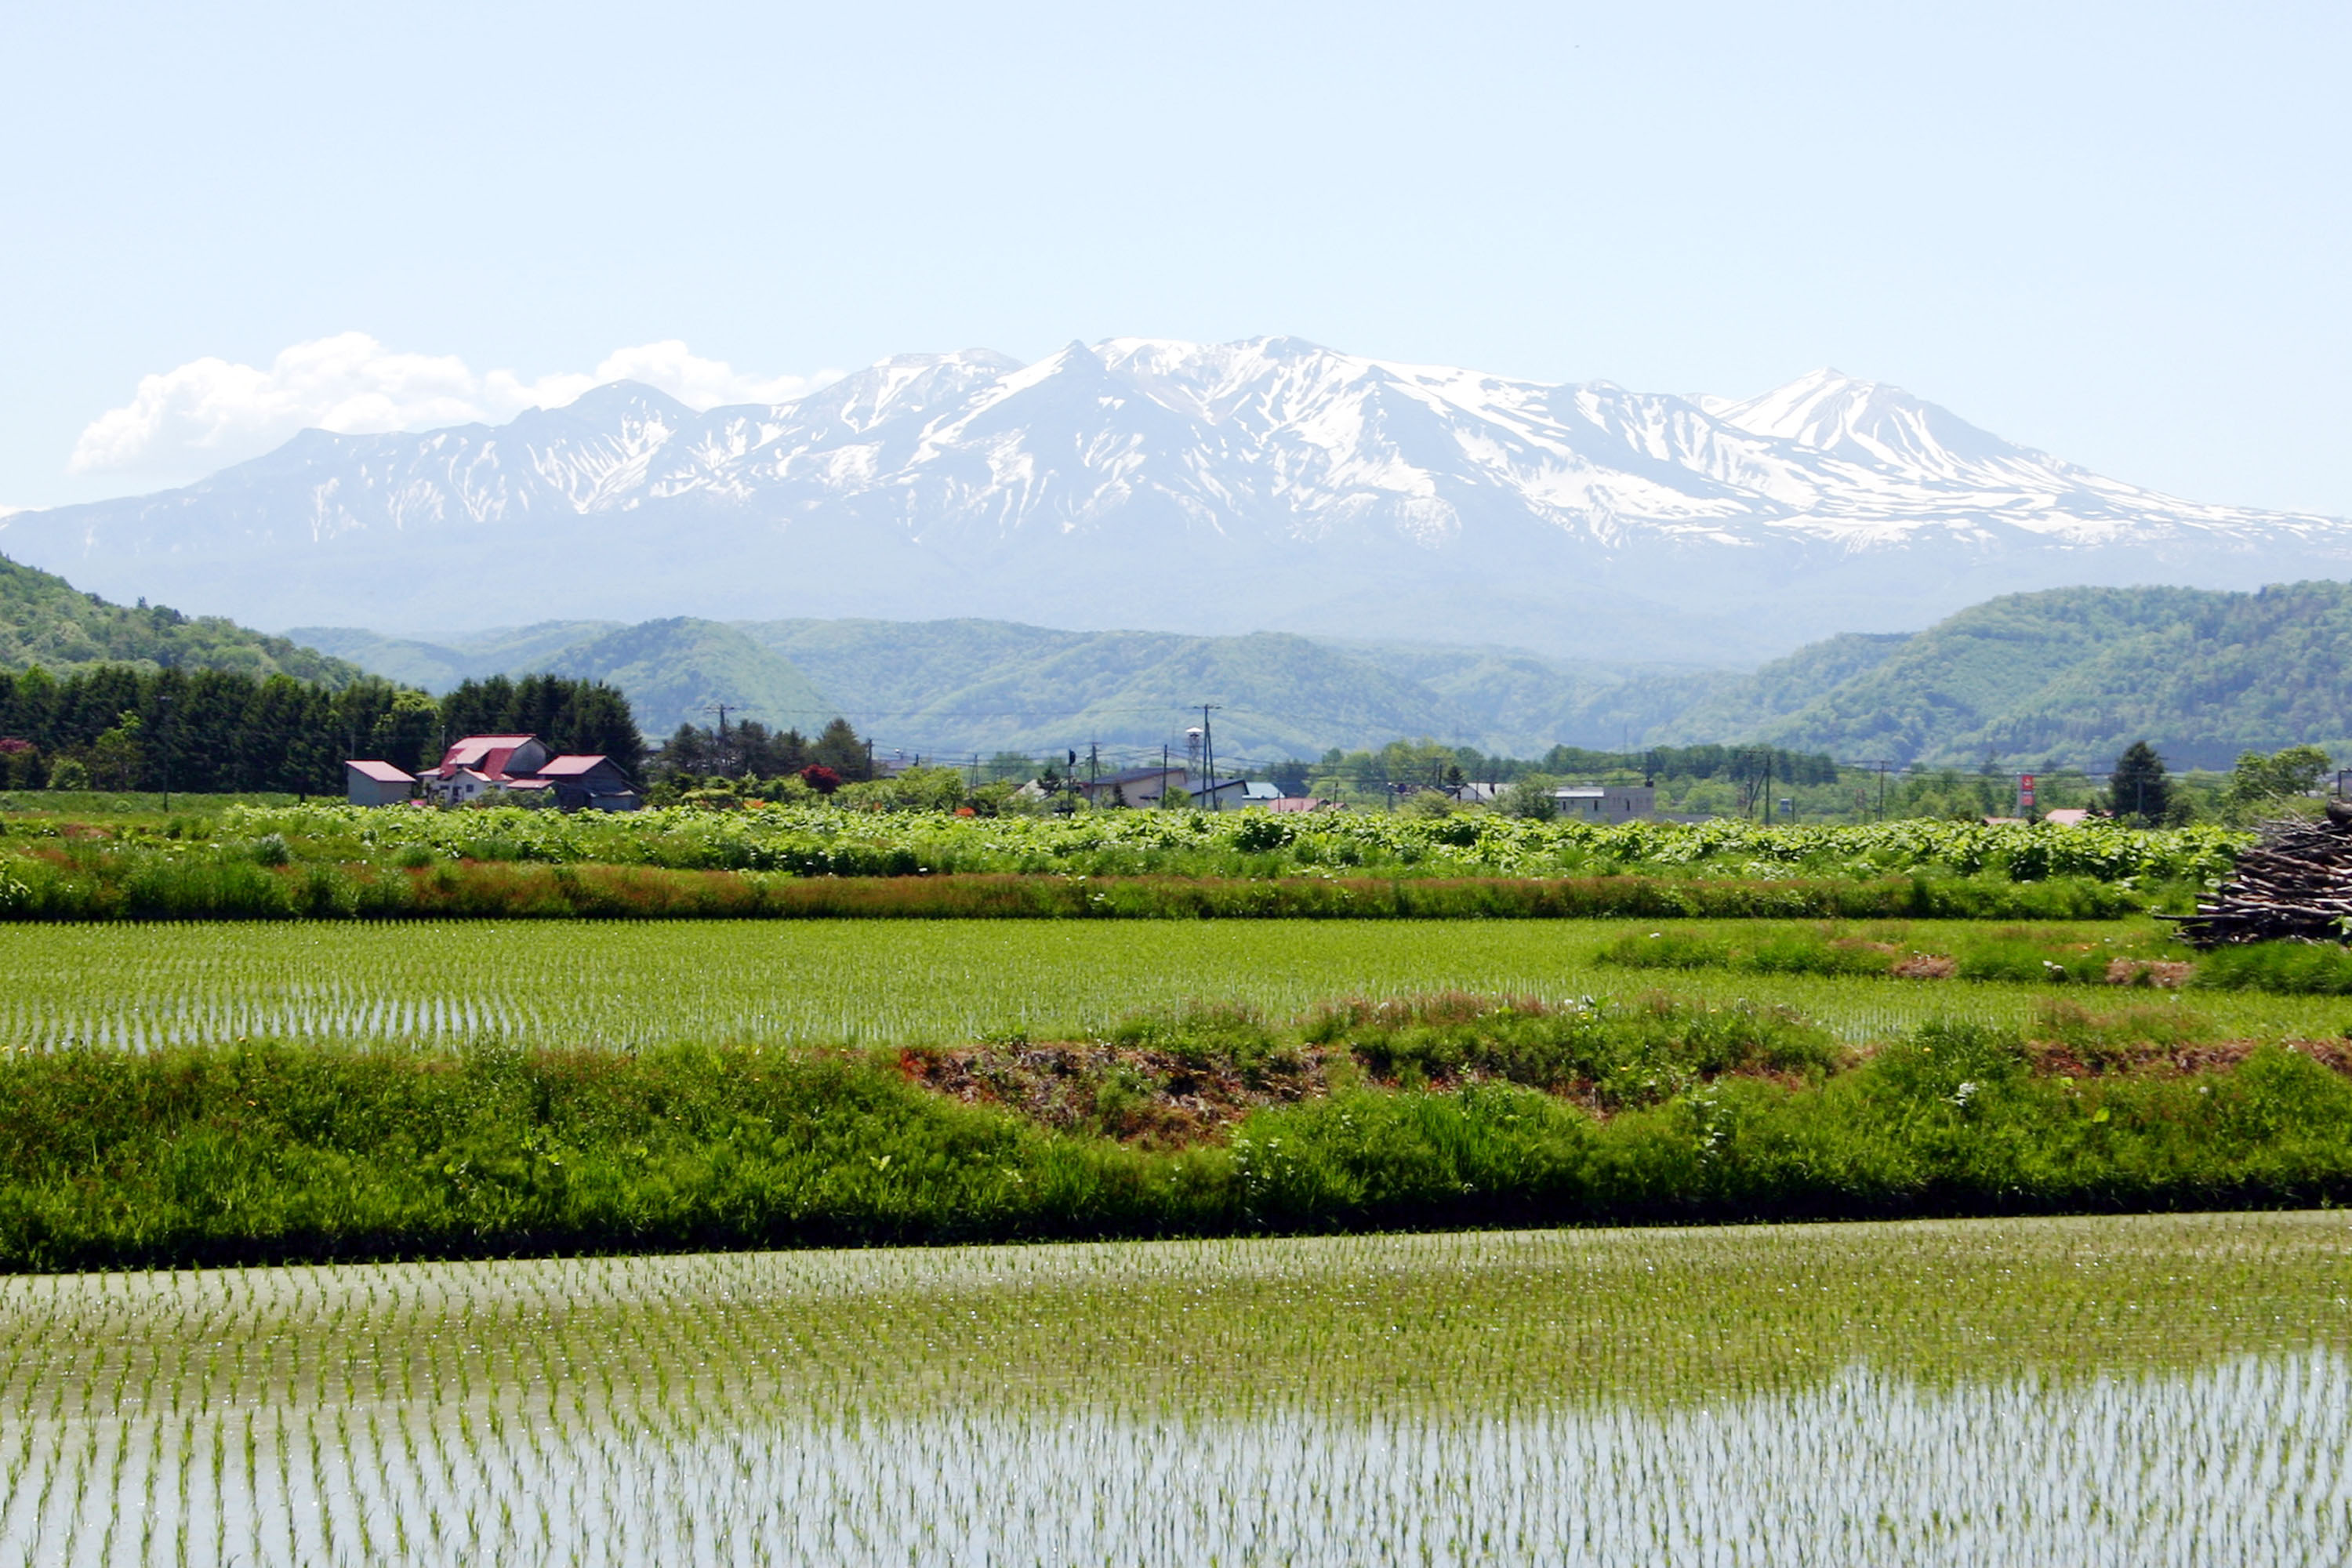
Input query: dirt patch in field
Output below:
<box><xmin>898</xmin><ymin>1042</ymin><xmax>1331</xmax><ymax>1149</ymax></box>
<box><xmin>1892</xmin><ymin>953</ymin><xmax>1958</xmax><ymax>979</ymax></box>
<box><xmin>2027</xmin><ymin>1036</ymin><xmax>2352</xmax><ymax>1079</ymax></box>
<box><xmin>2103</xmin><ymin>958</ymin><xmax>2192</xmax><ymax>988</ymax></box>
<box><xmin>900</xmin><ymin>1038</ymin><xmax>1835</xmax><ymax>1147</ymax></box>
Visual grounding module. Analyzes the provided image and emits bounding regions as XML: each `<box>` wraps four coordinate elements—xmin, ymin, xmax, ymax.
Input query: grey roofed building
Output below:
<box><xmin>1550</xmin><ymin>785</ymin><xmax>1657</xmax><ymax>821</ymax></box>
<box><xmin>1067</xmin><ymin>765</ymin><xmax>1259</xmax><ymax>809</ymax></box>
<box><xmin>343</xmin><ymin>759</ymin><xmax>416</xmax><ymax>808</ymax></box>
<box><xmin>1072</xmin><ymin>764</ymin><xmax>1189</xmax><ymax>807</ymax></box>
<box><xmin>535</xmin><ymin>753</ymin><xmax>644</xmax><ymax>811</ymax></box>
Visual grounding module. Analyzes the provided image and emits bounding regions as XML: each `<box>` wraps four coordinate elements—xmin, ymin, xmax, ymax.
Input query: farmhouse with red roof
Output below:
<box><xmin>344</xmin><ymin>734</ymin><xmax>641</xmax><ymax>811</ymax></box>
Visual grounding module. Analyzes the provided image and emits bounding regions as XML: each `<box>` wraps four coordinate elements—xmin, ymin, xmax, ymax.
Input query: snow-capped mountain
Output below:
<box><xmin>6</xmin><ymin>339</ymin><xmax>2343</xmax><ymax>660</ymax></box>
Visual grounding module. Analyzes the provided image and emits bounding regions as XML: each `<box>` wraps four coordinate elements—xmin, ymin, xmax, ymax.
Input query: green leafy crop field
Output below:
<box><xmin>156</xmin><ymin>800</ymin><xmax>2261</xmax><ymax>883</ymax></box>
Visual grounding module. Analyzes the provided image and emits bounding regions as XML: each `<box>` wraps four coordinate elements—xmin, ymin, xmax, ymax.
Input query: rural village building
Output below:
<box><xmin>1550</xmin><ymin>785</ymin><xmax>1657</xmax><ymax>821</ymax></box>
<box><xmin>535</xmin><ymin>753</ymin><xmax>643</xmax><ymax>811</ymax></box>
<box><xmin>343</xmin><ymin>760</ymin><xmax>418</xmax><ymax>808</ymax></box>
<box><xmin>1065</xmin><ymin>768</ymin><xmax>1268</xmax><ymax>809</ymax></box>
<box><xmin>342</xmin><ymin>733</ymin><xmax>642</xmax><ymax>811</ymax></box>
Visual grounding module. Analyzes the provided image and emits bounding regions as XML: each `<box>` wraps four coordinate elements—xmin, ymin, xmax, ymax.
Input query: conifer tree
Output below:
<box><xmin>2109</xmin><ymin>741</ymin><xmax>2171</xmax><ymax>826</ymax></box>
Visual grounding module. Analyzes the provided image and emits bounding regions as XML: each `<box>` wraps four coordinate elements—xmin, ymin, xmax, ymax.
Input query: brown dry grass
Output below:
<box><xmin>898</xmin><ymin>1041</ymin><xmax>1330</xmax><ymax>1148</ymax></box>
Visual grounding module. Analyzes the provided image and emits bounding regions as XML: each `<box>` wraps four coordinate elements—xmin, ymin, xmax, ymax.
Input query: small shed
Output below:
<box><xmin>344</xmin><ymin>760</ymin><xmax>416</xmax><ymax>808</ymax></box>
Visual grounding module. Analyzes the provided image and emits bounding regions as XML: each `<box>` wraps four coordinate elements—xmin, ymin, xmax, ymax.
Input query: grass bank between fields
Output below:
<box><xmin>4</xmin><ymin>996</ymin><xmax>2347</xmax><ymax>1270</ymax></box>
<box><xmin>0</xmin><ymin>858</ymin><xmax>2155</xmax><ymax>921</ymax></box>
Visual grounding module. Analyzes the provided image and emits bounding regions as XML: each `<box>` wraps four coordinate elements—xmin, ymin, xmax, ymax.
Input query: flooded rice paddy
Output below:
<box><xmin>2</xmin><ymin>920</ymin><xmax>2347</xmax><ymax>1054</ymax></box>
<box><xmin>1</xmin><ymin>1211</ymin><xmax>2347</xmax><ymax>1565</ymax></box>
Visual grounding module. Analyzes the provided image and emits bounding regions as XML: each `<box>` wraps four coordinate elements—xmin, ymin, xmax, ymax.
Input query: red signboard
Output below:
<box><xmin>2019</xmin><ymin>773</ymin><xmax>2036</xmax><ymax>811</ymax></box>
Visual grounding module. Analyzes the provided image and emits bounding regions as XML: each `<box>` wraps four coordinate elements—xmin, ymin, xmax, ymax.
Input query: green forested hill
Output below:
<box><xmin>1689</xmin><ymin>583</ymin><xmax>2352</xmax><ymax>769</ymax></box>
<box><xmin>1323</xmin><ymin>641</ymin><xmax>1730</xmax><ymax>753</ymax></box>
<box><xmin>737</xmin><ymin>619</ymin><xmax>1731</xmax><ymax>761</ymax></box>
<box><xmin>295</xmin><ymin>580</ymin><xmax>2352</xmax><ymax>771</ymax></box>
<box><xmin>0</xmin><ymin>554</ymin><xmax>364</xmax><ymax>686</ymax></box>
<box><xmin>741</xmin><ymin>619</ymin><xmax>1479</xmax><ymax>761</ymax></box>
<box><xmin>529</xmin><ymin>619</ymin><xmax>831</xmax><ymax>738</ymax></box>
<box><xmin>295</xmin><ymin>619</ymin><xmax>829</xmax><ymax>738</ymax></box>
<box><xmin>285</xmin><ymin>622</ymin><xmax>622</xmax><ymax>691</ymax></box>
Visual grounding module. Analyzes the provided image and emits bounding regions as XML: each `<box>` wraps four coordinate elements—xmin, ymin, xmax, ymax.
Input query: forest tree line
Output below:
<box><xmin>648</xmin><ymin>717</ymin><xmax>877</xmax><ymax>793</ymax></box>
<box><xmin>1304</xmin><ymin>740</ymin><xmax>1840</xmax><ymax>804</ymax></box>
<box><xmin>0</xmin><ymin>666</ymin><xmax>641</xmax><ymax>795</ymax></box>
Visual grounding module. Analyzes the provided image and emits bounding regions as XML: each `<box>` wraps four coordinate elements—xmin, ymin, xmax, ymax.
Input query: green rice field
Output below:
<box><xmin>1</xmin><ymin>1212</ymin><xmax>2344</xmax><ymax>1565</ymax></box>
<box><xmin>2</xmin><ymin>918</ymin><xmax>2346</xmax><ymax>1056</ymax></box>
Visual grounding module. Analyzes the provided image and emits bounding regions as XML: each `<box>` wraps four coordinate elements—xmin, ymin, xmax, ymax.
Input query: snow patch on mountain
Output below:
<box><xmin>5</xmin><ymin>337</ymin><xmax>2347</xmax><ymax>658</ymax></box>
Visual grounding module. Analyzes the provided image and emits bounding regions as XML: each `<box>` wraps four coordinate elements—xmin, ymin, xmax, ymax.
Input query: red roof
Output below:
<box><xmin>346</xmin><ymin>760</ymin><xmax>415</xmax><ymax>784</ymax></box>
<box><xmin>537</xmin><ymin>754</ymin><xmax>619</xmax><ymax>778</ymax></box>
<box><xmin>438</xmin><ymin>735</ymin><xmax>539</xmax><ymax>780</ymax></box>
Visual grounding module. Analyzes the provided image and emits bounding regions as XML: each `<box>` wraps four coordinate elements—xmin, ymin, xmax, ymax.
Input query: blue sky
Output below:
<box><xmin>3</xmin><ymin>1</ymin><xmax>2345</xmax><ymax>514</ymax></box>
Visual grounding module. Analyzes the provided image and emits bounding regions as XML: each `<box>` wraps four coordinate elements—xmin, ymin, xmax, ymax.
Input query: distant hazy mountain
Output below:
<box><xmin>11</xmin><ymin>339</ymin><xmax>2345</xmax><ymax>662</ymax></box>
<box><xmin>300</xmin><ymin>611</ymin><xmax>1704</xmax><ymax>760</ymax></box>
<box><xmin>735</xmin><ymin>619</ymin><xmax>1719</xmax><ymax>763</ymax></box>
<box><xmin>304</xmin><ymin>583</ymin><xmax>2352</xmax><ymax>772</ymax></box>
<box><xmin>287</xmin><ymin>622</ymin><xmax>623</xmax><ymax>691</ymax></box>
<box><xmin>293</xmin><ymin>619</ymin><xmax>830</xmax><ymax>739</ymax></box>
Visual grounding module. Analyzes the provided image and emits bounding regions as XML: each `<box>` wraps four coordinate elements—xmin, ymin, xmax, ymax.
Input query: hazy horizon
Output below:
<box><xmin>3</xmin><ymin>2</ymin><xmax>2346</xmax><ymax>521</ymax></box>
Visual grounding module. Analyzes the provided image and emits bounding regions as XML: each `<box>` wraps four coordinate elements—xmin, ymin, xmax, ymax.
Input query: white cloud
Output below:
<box><xmin>70</xmin><ymin>333</ymin><xmax>838</xmax><ymax>477</ymax></box>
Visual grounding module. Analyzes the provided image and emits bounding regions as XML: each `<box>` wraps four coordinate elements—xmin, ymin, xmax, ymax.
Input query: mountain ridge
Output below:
<box><xmin>9</xmin><ymin>338</ymin><xmax>2343</xmax><ymax>660</ymax></box>
<box><xmin>296</xmin><ymin>581</ymin><xmax>2352</xmax><ymax>772</ymax></box>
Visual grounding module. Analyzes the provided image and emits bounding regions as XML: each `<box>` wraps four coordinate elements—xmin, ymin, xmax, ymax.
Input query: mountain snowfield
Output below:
<box><xmin>5</xmin><ymin>337</ymin><xmax>2343</xmax><ymax>660</ymax></box>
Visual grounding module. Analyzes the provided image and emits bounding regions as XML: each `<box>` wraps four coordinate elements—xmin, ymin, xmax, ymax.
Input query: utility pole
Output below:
<box><xmin>1198</xmin><ymin>704</ymin><xmax>1221</xmax><ymax>810</ymax></box>
<box><xmin>158</xmin><ymin>691</ymin><xmax>174</xmax><ymax>812</ymax></box>
<box><xmin>702</xmin><ymin>703</ymin><xmax>739</xmax><ymax>777</ymax></box>
<box><xmin>1848</xmin><ymin>760</ymin><xmax>1896</xmax><ymax>820</ymax></box>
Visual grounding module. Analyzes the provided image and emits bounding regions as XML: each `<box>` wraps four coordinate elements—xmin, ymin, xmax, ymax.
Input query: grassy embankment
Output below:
<box><xmin>0</xmin><ymin>862</ymin><xmax>2157</xmax><ymax>921</ymax></box>
<box><xmin>1601</xmin><ymin>922</ymin><xmax>2352</xmax><ymax>996</ymax></box>
<box><xmin>4</xmin><ymin>989</ymin><xmax>2348</xmax><ymax>1270</ymax></box>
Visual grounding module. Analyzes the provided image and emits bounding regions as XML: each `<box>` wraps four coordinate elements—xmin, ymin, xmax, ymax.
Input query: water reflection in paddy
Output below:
<box><xmin>2</xmin><ymin>1213</ymin><xmax>2346</xmax><ymax>1565</ymax></box>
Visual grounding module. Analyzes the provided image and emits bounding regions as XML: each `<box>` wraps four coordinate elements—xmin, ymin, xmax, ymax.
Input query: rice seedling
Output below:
<box><xmin>0</xmin><ymin>1214</ymin><xmax>2343</xmax><ymax>1565</ymax></box>
<box><xmin>0</xmin><ymin>918</ymin><xmax>2343</xmax><ymax>1057</ymax></box>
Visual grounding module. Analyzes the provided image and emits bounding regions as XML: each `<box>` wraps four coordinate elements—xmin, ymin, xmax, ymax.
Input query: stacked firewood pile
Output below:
<box><xmin>2172</xmin><ymin>800</ymin><xmax>2352</xmax><ymax>948</ymax></box>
